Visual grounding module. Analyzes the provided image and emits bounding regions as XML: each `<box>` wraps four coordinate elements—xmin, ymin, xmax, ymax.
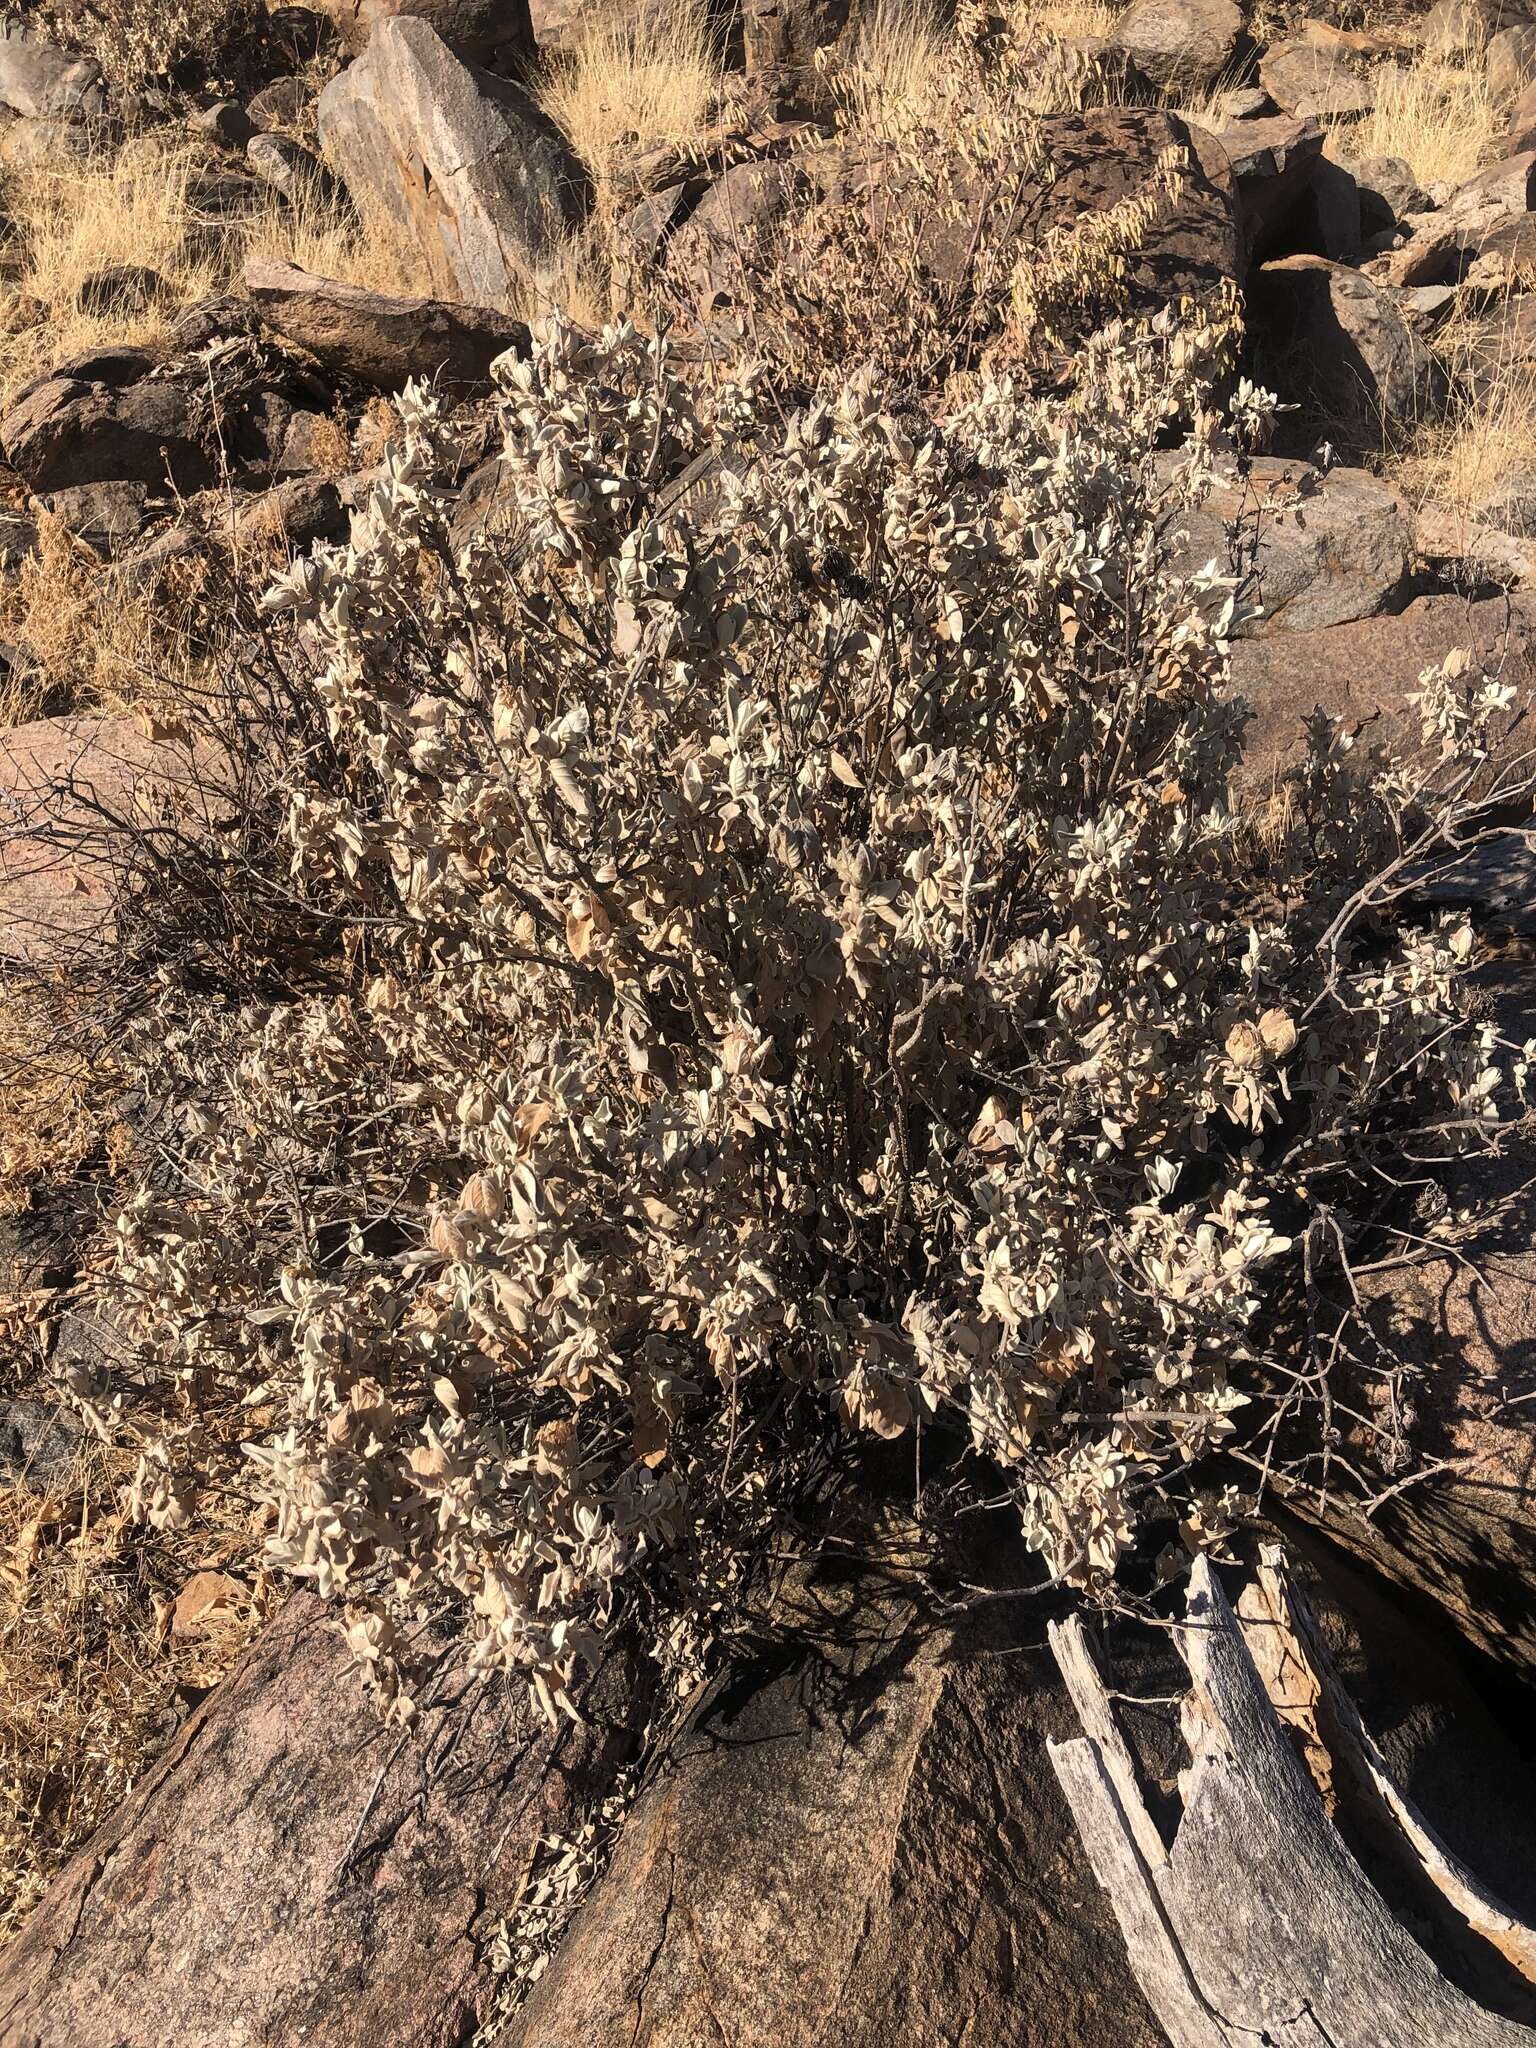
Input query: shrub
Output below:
<box><xmin>54</xmin><ymin>299</ymin><xmax>1532</xmax><ymax>1730</ymax></box>
<box><xmin>43</xmin><ymin>0</ymin><xmax>262</xmax><ymax>91</ymax></box>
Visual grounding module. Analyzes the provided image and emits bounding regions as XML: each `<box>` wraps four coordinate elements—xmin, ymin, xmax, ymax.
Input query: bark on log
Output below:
<box><xmin>1048</xmin><ymin>1553</ymin><xmax>1536</xmax><ymax>2048</ymax></box>
<box><xmin>0</xmin><ymin>1594</ymin><xmax>640</xmax><ymax>2048</ymax></box>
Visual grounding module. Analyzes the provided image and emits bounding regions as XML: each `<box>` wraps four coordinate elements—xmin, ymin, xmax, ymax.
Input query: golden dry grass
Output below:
<box><xmin>0</xmin><ymin>130</ymin><xmax>443</xmax><ymax>410</ymax></box>
<box><xmin>535</xmin><ymin>0</ymin><xmax>722</xmax><ymax>186</ymax></box>
<box><xmin>0</xmin><ymin>515</ymin><xmax>220</xmax><ymax>716</ymax></box>
<box><xmin>833</xmin><ymin>0</ymin><xmax>949</xmax><ymax>138</ymax></box>
<box><xmin>1328</xmin><ymin>56</ymin><xmax>1500</xmax><ymax>190</ymax></box>
<box><xmin>1390</xmin><ymin>307</ymin><xmax>1536</xmax><ymax>521</ymax></box>
<box><xmin>0</xmin><ymin>136</ymin><xmax>233</xmax><ymax>406</ymax></box>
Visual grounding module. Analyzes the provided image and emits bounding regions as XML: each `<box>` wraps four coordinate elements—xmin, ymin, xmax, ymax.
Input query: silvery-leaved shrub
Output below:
<box><xmin>89</xmin><ymin>303</ymin><xmax>1531</xmax><ymax>1725</ymax></box>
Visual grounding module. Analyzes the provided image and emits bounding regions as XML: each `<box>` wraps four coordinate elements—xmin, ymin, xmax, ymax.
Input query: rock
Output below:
<box><xmin>1461</xmin><ymin>207</ymin><xmax>1536</xmax><ymax>285</ymax></box>
<box><xmin>1109</xmin><ymin>0</ymin><xmax>1244</xmax><ymax>97</ymax></box>
<box><xmin>449</xmin><ymin>451</ymin><xmax>518</xmax><ymax>540</ymax></box>
<box><xmin>315</xmin><ymin>0</ymin><xmax>535</xmax><ymax>64</ymax></box>
<box><xmin>171</xmin><ymin>295</ymin><xmax>262</xmax><ymax>350</ymax></box>
<box><xmin>1171</xmin><ymin>456</ymin><xmax>1412</xmax><ymax>635</ymax></box>
<box><xmin>665</xmin><ymin>158</ymin><xmax>814</xmax><ymax>310</ymax></box>
<box><xmin>231</xmin><ymin>475</ymin><xmax>348</xmax><ymax>551</ymax></box>
<box><xmin>1447</xmin><ymin>149</ymin><xmax>1536</xmax><ymax>215</ymax></box>
<box><xmin>37</xmin><ymin>480</ymin><xmax>160</xmax><ymax>558</ymax></box>
<box><xmin>1312</xmin><ymin>150</ymin><xmax>1362</xmax><ymax>262</ymax></box>
<box><xmin>0</xmin><ymin>1595</ymin><xmax>649</xmax><ymax>2048</ymax></box>
<box><xmin>1219</xmin><ymin>85</ymin><xmax>1271</xmax><ymax>119</ymax></box>
<box><xmin>615</xmin><ymin>181</ymin><xmax>692</xmax><ymax>274</ymax></box>
<box><xmin>1489</xmin><ymin>21</ymin><xmax>1536</xmax><ymax>99</ymax></box>
<box><xmin>1474</xmin><ymin>464</ymin><xmax>1536</xmax><ymax>533</ymax></box>
<box><xmin>815</xmin><ymin>108</ymin><xmax>1241</xmax><ymax>324</ymax></box>
<box><xmin>316</xmin><ymin>18</ymin><xmax>591</xmax><ymax>301</ymax></box>
<box><xmin>245</xmin><ymin>257</ymin><xmax>530</xmax><ymax>391</ymax></box>
<box><xmin>0</xmin><ymin>1397</ymin><xmax>83</xmax><ymax>1494</ymax></box>
<box><xmin>1355</xmin><ymin>153</ymin><xmax>1430</xmax><ymax>236</ymax></box>
<box><xmin>0</xmin><ymin>113</ymin><xmax>95</xmax><ymax>166</ymax></box>
<box><xmin>265</xmin><ymin>3</ymin><xmax>342</xmax><ymax>68</ymax></box>
<box><xmin>739</xmin><ymin>0</ymin><xmax>860</xmax><ymax>73</ymax></box>
<box><xmin>0</xmin><ymin>714</ymin><xmax>176</xmax><ymax>961</ymax></box>
<box><xmin>0</xmin><ymin>19</ymin><xmax>105</xmax><ymax>121</ymax></box>
<box><xmin>74</xmin><ymin>264</ymin><xmax>168</xmax><ymax>318</ymax></box>
<box><xmin>1333</xmin><ymin>1105</ymin><xmax>1536</xmax><ymax>1676</ymax></box>
<box><xmin>1450</xmin><ymin>295</ymin><xmax>1536</xmax><ymax>401</ymax></box>
<box><xmin>510</xmin><ymin>1578</ymin><xmax>1166</xmax><ymax>2048</ymax></box>
<box><xmin>0</xmin><ymin>509</ymin><xmax>35</xmax><ymax>570</ymax></box>
<box><xmin>1508</xmin><ymin>75</ymin><xmax>1536</xmax><ymax>151</ymax></box>
<box><xmin>0</xmin><ymin>372</ymin><xmax>214</xmax><ymax>495</ymax></box>
<box><xmin>1214</xmin><ymin>113</ymin><xmax>1325</xmax><ymax>259</ymax></box>
<box><xmin>1230</xmin><ymin>592</ymin><xmax>1536</xmax><ymax>779</ymax></box>
<box><xmin>0</xmin><ymin>337</ymin><xmax>325</xmax><ymax>501</ymax></box>
<box><xmin>1425</xmin><ymin>0</ymin><xmax>1535</xmax><ymax>54</ymax></box>
<box><xmin>246</xmin><ymin>132</ymin><xmax>345</xmax><ymax>209</ymax></box>
<box><xmin>1381</xmin><ymin>212</ymin><xmax>1469</xmax><ymax>287</ymax></box>
<box><xmin>188</xmin><ymin>98</ymin><xmax>255</xmax><ymax>148</ymax></box>
<box><xmin>1413</xmin><ymin>500</ymin><xmax>1536</xmax><ymax>586</ymax></box>
<box><xmin>1259</xmin><ymin>33</ymin><xmax>1380</xmax><ymax>119</ymax></box>
<box><xmin>1250</xmin><ymin>255</ymin><xmax>1445</xmax><ymax>442</ymax></box>
<box><xmin>275</xmin><ymin>407</ymin><xmax>345</xmax><ymax>473</ymax></box>
<box><xmin>246</xmin><ymin>75</ymin><xmax>311</xmax><ymax>132</ymax></box>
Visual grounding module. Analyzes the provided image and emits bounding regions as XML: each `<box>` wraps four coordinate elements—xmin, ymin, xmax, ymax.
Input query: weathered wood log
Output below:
<box><xmin>0</xmin><ymin>1594</ymin><xmax>641</xmax><ymax>2048</ymax></box>
<box><xmin>1048</xmin><ymin>1553</ymin><xmax>1536</xmax><ymax>2048</ymax></box>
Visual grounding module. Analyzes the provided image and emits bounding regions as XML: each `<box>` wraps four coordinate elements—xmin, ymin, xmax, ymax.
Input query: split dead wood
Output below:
<box><xmin>1048</xmin><ymin>1551</ymin><xmax>1536</xmax><ymax>2048</ymax></box>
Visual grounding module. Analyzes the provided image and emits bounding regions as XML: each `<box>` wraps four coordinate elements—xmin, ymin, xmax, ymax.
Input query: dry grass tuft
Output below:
<box><xmin>1389</xmin><ymin>307</ymin><xmax>1536</xmax><ymax>521</ymax></box>
<box><xmin>834</xmin><ymin>0</ymin><xmax>949</xmax><ymax>138</ymax></box>
<box><xmin>0</xmin><ymin>515</ymin><xmax>220</xmax><ymax>716</ymax></box>
<box><xmin>0</xmin><ymin>136</ymin><xmax>233</xmax><ymax>405</ymax></box>
<box><xmin>1328</xmin><ymin>57</ymin><xmax>1500</xmax><ymax>189</ymax></box>
<box><xmin>1013</xmin><ymin>0</ymin><xmax>1120</xmax><ymax>37</ymax></box>
<box><xmin>242</xmin><ymin>178</ymin><xmax>428</xmax><ymax>301</ymax></box>
<box><xmin>536</xmin><ymin>0</ymin><xmax>721</xmax><ymax>187</ymax></box>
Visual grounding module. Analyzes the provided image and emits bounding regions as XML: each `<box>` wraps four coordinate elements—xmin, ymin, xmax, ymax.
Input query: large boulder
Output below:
<box><xmin>669</xmin><ymin>109</ymin><xmax>1244</xmax><ymax>325</ymax></box>
<box><xmin>247</xmin><ymin>133</ymin><xmax>347</xmax><ymax>211</ymax></box>
<box><xmin>245</xmin><ymin>258</ymin><xmax>531</xmax><ymax>391</ymax></box>
<box><xmin>1249</xmin><ymin>254</ymin><xmax>1445</xmax><ymax>442</ymax></box>
<box><xmin>740</xmin><ymin>0</ymin><xmax>861</xmax><ymax>73</ymax></box>
<box><xmin>1214</xmin><ymin>112</ymin><xmax>1326</xmax><ymax>259</ymax></box>
<box><xmin>1447</xmin><ymin>148</ymin><xmax>1536</xmax><ymax>216</ymax></box>
<box><xmin>1229</xmin><ymin>591</ymin><xmax>1536</xmax><ymax>779</ymax></box>
<box><xmin>0</xmin><ymin>19</ymin><xmax>105</xmax><ymax>121</ymax></box>
<box><xmin>1259</xmin><ymin>30</ymin><xmax>1383</xmax><ymax>118</ymax></box>
<box><xmin>0</xmin><ymin>714</ymin><xmax>172</xmax><ymax>963</ymax></box>
<box><xmin>1488</xmin><ymin>21</ymin><xmax>1536</xmax><ymax>101</ymax></box>
<box><xmin>316</xmin><ymin>17</ymin><xmax>591</xmax><ymax>304</ymax></box>
<box><xmin>0</xmin><ymin>342</ymin><xmax>328</xmax><ymax>495</ymax></box>
<box><xmin>664</xmin><ymin>158</ymin><xmax>814</xmax><ymax>311</ymax></box>
<box><xmin>1169</xmin><ymin>456</ymin><xmax>1412</xmax><ymax>636</ymax></box>
<box><xmin>1110</xmin><ymin>0</ymin><xmax>1244</xmax><ymax>98</ymax></box>
<box><xmin>1424</xmin><ymin>0</ymin><xmax>1536</xmax><ymax>55</ymax></box>
<box><xmin>0</xmin><ymin>368</ymin><xmax>217</xmax><ymax>494</ymax></box>
<box><xmin>0</xmin><ymin>1596</ymin><xmax>645</xmax><ymax>2048</ymax></box>
<box><xmin>315</xmin><ymin>0</ymin><xmax>535</xmax><ymax>63</ymax></box>
<box><xmin>510</xmin><ymin>1583</ymin><xmax>1167</xmax><ymax>2048</ymax></box>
